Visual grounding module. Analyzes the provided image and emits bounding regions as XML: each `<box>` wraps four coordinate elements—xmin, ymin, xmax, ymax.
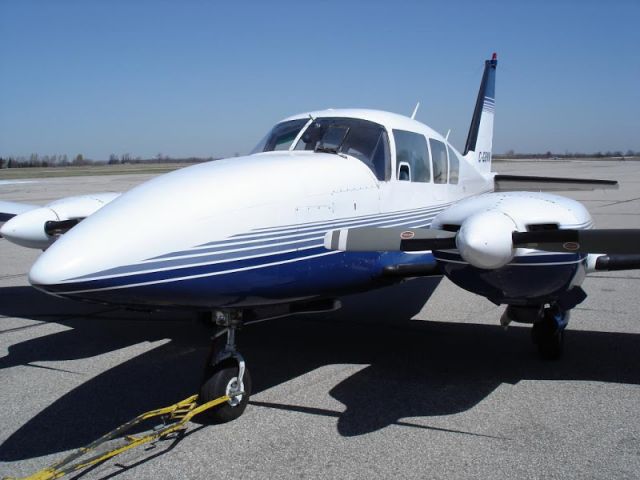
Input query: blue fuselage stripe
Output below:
<box><xmin>67</xmin><ymin>210</ymin><xmax>444</xmax><ymax>282</ymax></box>
<box><xmin>50</xmin><ymin>247</ymin><xmax>333</xmax><ymax>293</ymax></box>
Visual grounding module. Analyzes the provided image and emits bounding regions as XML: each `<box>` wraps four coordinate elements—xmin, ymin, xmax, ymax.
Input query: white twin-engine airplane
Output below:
<box><xmin>2</xmin><ymin>54</ymin><xmax>639</xmax><ymax>422</ymax></box>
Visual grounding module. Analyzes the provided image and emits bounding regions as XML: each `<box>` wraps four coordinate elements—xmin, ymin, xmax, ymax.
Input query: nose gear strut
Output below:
<box><xmin>198</xmin><ymin>310</ymin><xmax>252</xmax><ymax>423</ymax></box>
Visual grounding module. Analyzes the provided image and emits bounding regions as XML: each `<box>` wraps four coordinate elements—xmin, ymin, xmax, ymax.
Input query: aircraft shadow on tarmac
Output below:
<box><xmin>1</xmin><ymin>280</ymin><xmax>639</xmax><ymax>462</ymax></box>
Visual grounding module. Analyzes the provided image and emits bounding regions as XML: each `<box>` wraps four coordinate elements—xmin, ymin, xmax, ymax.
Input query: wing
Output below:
<box><xmin>1</xmin><ymin>193</ymin><xmax>120</xmax><ymax>249</ymax></box>
<box><xmin>0</xmin><ymin>200</ymin><xmax>39</xmax><ymax>227</ymax></box>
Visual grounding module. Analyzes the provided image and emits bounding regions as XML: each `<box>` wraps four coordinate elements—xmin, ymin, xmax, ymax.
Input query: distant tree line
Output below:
<box><xmin>0</xmin><ymin>153</ymin><xmax>216</xmax><ymax>169</ymax></box>
<box><xmin>495</xmin><ymin>149</ymin><xmax>639</xmax><ymax>160</ymax></box>
<box><xmin>0</xmin><ymin>154</ymin><xmax>73</xmax><ymax>168</ymax></box>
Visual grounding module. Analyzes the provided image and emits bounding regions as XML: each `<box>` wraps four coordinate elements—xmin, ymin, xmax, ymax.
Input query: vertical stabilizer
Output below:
<box><xmin>463</xmin><ymin>53</ymin><xmax>497</xmax><ymax>174</ymax></box>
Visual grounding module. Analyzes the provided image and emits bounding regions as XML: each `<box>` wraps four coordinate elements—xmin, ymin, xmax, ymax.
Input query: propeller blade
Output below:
<box><xmin>324</xmin><ymin>227</ymin><xmax>456</xmax><ymax>252</ymax></box>
<box><xmin>512</xmin><ymin>229</ymin><xmax>640</xmax><ymax>254</ymax></box>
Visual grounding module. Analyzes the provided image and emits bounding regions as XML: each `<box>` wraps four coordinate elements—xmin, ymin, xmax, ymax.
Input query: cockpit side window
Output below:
<box><xmin>447</xmin><ymin>145</ymin><xmax>460</xmax><ymax>184</ymax></box>
<box><xmin>429</xmin><ymin>139</ymin><xmax>448</xmax><ymax>184</ymax></box>
<box><xmin>251</xmin><ymin>119</ymin><xmax>308</xmax><ymax>154</ymax></box>
<box><xmin>393</xmin><ymin>130</ymin><xmax>430</xmax><ymax>182</ymax></box>
<box><xmin>342</xmin><ymin>124</ymin><xmax>391</xmax><ymax>181</ymax></box>
<box><xmin>371</xmin><ymin>129</ymin><xmax>391</xmax><ymax>181</ymax></box>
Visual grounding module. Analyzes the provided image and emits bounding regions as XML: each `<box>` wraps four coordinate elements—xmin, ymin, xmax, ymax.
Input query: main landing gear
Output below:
<box><xmin>503</xmin><ymin>305</ymin><xmax>569</xmax><ymax>360</ymax></box>
<box><xmin>501</xmin><ymin>287</ymin><xmax>586</xmax><ymax>360</ymax></box>
<box><xmin>199</xmin><ymin>310</ymin><xmax>252</xmax><ymax>423</ymax></box>
<box><xmin>531</xmin><ymin>307</ymin><xmax>569</xmax><ymax>360</ymax></box>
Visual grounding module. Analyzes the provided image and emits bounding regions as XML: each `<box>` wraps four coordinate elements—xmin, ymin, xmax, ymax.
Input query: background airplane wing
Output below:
<box><xmin>1</xmin><ymin>193</ymin><xmax>120</xmax><ymax>248</ymax></box>
<box><xmin>0</xmin><ymin>200</ymin><xmax>39</xmax><ymax>227</ymax></box>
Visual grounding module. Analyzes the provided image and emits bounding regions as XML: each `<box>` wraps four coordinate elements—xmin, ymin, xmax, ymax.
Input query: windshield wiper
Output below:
<box><xmin>314</xmin><ymin>145</ymin><xmax>348</xmax><ymax>159</ymax></box>
<box><xmin>315</xmin><ymin>145</ymin><xmax>339</xmax><ymax>154</ymax></box>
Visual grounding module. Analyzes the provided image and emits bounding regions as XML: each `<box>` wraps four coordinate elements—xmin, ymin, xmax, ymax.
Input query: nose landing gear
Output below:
<box><xmin>199</xmin><ymin>310</ymin><xmax>252</xmax><ymax>423</ymax></box>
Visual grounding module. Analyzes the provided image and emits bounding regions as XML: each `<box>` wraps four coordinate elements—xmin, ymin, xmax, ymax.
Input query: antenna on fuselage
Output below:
<box><xmin>445</xmin><ymin>129</ymin><xmax>451</xmax><ymax>141</ymax></box>
<box><xmin>410</xmin><ymin>102</ymin><xmax>420</xmax><ymax>120</ymax></box>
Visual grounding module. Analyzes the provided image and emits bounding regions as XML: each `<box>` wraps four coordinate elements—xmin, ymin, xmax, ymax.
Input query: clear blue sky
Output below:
<box><xmin>1</xmin><ymin>0</ymin><xmax>638</xmax><ymax>160</ymax></box>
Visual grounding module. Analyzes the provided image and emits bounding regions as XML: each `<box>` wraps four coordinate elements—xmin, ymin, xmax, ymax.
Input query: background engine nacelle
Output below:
<box><xmin>0</xmin><ymin>193</ymin><xmax>120</xmax><ymax>249</ymax></box>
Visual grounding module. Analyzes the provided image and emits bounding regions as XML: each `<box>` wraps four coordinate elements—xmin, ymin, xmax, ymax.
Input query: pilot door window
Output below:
<box><xmin>393</xmin><ymin>130</ymin><xmax>431</xmax><ymax>183</ymax></box>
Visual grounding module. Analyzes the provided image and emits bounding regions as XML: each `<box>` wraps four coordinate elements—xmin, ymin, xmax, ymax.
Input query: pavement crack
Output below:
<box><xmin>25</xmin><ymin>362</ymin><xmax>83</xmax><ymax>375</ymax></box>
<box><xmin>599</xmin><ymin>196</ymin><xmax>640</xmax><ymax>207</ymax></box>
<box><xmin>0</xmin><ymin>322</ymin><xmax>47</xmax><ymax>334</ymax></box>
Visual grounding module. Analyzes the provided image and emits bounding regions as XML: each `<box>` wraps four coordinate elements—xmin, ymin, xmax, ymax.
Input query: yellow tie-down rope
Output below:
<box><xmin>3</xmin><ymin>392</ymin><xmax>239</xmax><ymax>480</ymax></box>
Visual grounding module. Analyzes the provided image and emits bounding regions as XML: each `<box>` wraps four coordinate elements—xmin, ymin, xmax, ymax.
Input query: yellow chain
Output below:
<box><xmin>4</xmin><ymin>393</ymin><xmax>235</xmax><ymax>480</ymax></box>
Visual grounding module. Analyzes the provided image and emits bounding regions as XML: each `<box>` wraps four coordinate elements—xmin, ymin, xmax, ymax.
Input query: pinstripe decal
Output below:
<box><xmin>65</xmin><ymin>205</ymin><xmax>451</xmax><ymax>284</ymax></box>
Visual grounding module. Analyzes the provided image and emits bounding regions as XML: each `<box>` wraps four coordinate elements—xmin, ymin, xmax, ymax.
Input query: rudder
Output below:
<box><xmin>463</xmin><ymin>53</ymin><xmax>497</xmax><ymax>174</ymax></box>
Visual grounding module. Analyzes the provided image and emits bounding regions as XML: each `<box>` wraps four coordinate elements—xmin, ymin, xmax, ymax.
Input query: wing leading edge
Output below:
<box><xmin>0</xmin><ymin>200</ymin><xmax>39</xmax><ymax>225</ymax></box>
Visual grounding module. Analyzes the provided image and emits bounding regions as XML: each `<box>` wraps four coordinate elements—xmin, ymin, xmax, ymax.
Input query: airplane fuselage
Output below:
<box><xmin>27</xmin><ymin>110</ymin><xmax>492</xmax><ymax>308</ymax></box>
<box><xmin>25</xmin><ymin>109</ymin><xmax>590</xmax><ymax>311</ymax></box>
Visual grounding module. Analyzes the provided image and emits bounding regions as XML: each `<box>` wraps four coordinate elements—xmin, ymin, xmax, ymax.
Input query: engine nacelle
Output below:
<box><xmin>431</xmin><ymin>191</ymin><xmax>592</xmax><ymax>305</ymax></box>
<box><xmin>0</xmin><ymin>192</ymin><xmax>120</xmax><ymax>249</ymax></box>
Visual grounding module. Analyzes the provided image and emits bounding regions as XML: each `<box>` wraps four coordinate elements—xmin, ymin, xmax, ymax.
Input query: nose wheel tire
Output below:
<box><xmin>532</xmin><ymin>310</ymin><xmax>565</xmax><ymax>360</ymax></box>
<box><xmin>199</xmin><ymin>362</ymin><xmax>252</xmax><ymax>424</ymax></box>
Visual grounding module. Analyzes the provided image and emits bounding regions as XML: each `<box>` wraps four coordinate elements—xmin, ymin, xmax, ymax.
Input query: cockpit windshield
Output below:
<box><xmin>251</xmin><ymin>118</ymin><xmax>309</xmax><ymax>154</ymax></box>
<box><xmin>251</xmin><ymin>116</ymin><xmax>391</xmax><ymax>181</ymax></box>
<box><xmin>295</xmin><ymin>117</ymin><xmax>391</xmax><ymax>181</ymax></box>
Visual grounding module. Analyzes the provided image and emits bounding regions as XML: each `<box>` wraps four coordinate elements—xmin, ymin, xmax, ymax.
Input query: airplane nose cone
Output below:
<box><xmin>1</xmin><ymin>207</ymin><xmax>58</xmax><ymax>249</ymax></box>
<box><xmin>25</xmin><ymin>152</ymin><xmax>376</xmax><ymax>306</ymax></box>
<box><xmin>28</xmin><ymin>249</ymin><xmax>66</xmax><ymax>288</ymax></box>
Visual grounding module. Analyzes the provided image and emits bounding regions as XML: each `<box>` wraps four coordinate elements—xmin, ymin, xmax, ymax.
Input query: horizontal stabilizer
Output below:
<box><xmin>494</xmin><ymin>174</ymin><xmax>618</xmax><ymax>192</ymax></box>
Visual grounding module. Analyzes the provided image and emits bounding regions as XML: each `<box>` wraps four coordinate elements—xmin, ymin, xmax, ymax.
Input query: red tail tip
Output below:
<box><xmin>492</xmin><ymin>52</ymin><xmax>497</xmax><ymax>61</ymax></box>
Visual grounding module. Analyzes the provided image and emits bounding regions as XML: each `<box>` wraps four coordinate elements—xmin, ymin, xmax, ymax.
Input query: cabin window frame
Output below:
<box><xmin>429</xmin><ymin>138</ymin><xmax>448</xmax><ymax>184</ymax></box>
<box><xmin>392</xmin><ymin>129</ymin><xmax>431</xmax><ymax>183</ymax></box>
<box><xmin>447</xmin><ymin>144</ymin><xmax>460</xmax><ymax>184</ymax></box>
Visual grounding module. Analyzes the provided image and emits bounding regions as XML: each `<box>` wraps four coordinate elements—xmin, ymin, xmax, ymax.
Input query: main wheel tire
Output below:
<box><xmin>532</xmin><ymin>314</ymin><xmax>564</xmax><ymax>360</ymax></box>
<box><xmin>199</xmin><ymin>362</ymin><xmax>252</xmax><ymax>424</ymax></box>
